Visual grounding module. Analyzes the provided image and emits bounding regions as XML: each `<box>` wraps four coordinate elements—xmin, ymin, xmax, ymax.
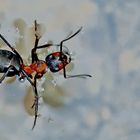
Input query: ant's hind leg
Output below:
<box><xmin>0</xmin><ymin>65</ymin><xmax>16</xmax><ymax>83</ymax></box>
<box><xmin>31</xmin><ymin>75</ymin><xmax>39</xmax><ymax>130</ymax></box>
<box><xmin>0</xmin><ymin>34</ymin><xmax>23</xmax><ymax>63</ymax></box>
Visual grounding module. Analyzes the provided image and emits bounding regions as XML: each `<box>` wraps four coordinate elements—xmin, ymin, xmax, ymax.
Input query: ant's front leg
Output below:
<box><xmin>62</xmin><ymin>64</ymin><xmax>92</xmax><ymax>79</ymax></box>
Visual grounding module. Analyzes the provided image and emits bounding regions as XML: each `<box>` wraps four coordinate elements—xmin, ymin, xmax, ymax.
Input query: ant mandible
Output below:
<box><xmin>0</xmin><ymin>20</ymin><xmax>92</xmax><ymax>129</ymax></box>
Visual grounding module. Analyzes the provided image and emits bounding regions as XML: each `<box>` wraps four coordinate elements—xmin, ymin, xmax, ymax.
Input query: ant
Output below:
<box><xmin>0</xmin><ymin>20</ymin><xmax>92</xmax><ymax>129</ymax></box>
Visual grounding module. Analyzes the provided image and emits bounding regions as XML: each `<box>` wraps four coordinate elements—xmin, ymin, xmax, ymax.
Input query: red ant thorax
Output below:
<box><xmin>21</xmin><ymin>60</ymin><xmax>47</xmax><ymax>77</ymax></box>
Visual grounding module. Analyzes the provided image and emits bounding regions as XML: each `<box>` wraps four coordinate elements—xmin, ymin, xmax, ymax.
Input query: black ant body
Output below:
<box><xmin>0</xmin><ymin>20</ymin><xmax>91</xmax><ymax>129</ymax></box>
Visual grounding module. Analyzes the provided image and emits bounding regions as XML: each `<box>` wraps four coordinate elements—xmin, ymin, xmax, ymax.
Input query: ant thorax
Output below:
<box><xmin>21</xmin><ymin>60</ymin><xmax>47</xmax><ymax>77</ymax></box>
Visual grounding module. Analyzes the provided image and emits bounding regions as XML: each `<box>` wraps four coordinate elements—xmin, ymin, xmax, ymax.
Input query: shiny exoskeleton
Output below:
<box><xmin>0</xmin><ymin>20</ymin><xmax>92</xmax><ymax>130</ymax></box>
<box><xmin>0</xmin><ymin>34</ymin><xmax>33</xmax><ymax>85</ymax></box>
<box><xmin>0</xmin><ymin>50</ymin><xmax>20</xmax><ymax>75</ymax></box>
<box><xmin>46</xmin><ymin>52</ymin><xmax>70</xmax><ymax>72</ymax></box>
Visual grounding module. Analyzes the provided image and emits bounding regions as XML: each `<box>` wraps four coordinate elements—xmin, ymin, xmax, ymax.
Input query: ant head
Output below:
<box><xmin>45</xmin><ymin>27</ymin><xmax>82</xmax><ymax>73</ymax></box>
<box><xmin>45</xmin><ymin>51</ymin><xmax>71</xmax><ymax>72</ymax></box>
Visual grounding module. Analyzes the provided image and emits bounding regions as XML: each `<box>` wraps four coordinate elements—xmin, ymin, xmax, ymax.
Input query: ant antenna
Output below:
<box><xmin>59</xmin><ymin>27</ymin><xmax>92</xmax><ymax>79</ymax></box>
<box><xmin>60</xmin><ymin>27</ymin><xmax>82</xmax><ymax>53</ymax></box>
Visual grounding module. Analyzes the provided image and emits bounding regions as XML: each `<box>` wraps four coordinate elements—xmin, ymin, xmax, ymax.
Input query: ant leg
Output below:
<box><xmin>0</xmin><ymin>66</ymin><xmax>35</xmax><ymax>85</ymax></box>
<box><xmin>0</xmin><ymin>34</ymin><xmax>23</xmax><ymax>63</ymax></box>
<box><xmin>62</xmin><ymin>64</ymin><xmax>92</xmax><ymax>79</ymax></box>
<box><xmin>31</xmin><ymin>20</ymin><xmax>41</xmax><ymax>63</ymax></box>
<box><xmin>34</xmin><ymin>43</ymin><xmax>54</xmax><ymax>49</ymax></box>
<box><xmin>0</xmin><ymin>65</ymin><xmax>16</xmax><ymax>83</ymax></box>
<box><xmin>32</xmin><ymin>75</ymin><xmax>39</xmax><ymax>130</ymax></box>
<box><xmin>36</xmin><ymin>28</ymin><xmax>82</xmax><ymax>53</ymax></box>
<box><xmin>31</xmin><ymin>44</ymin><xmax>53</xmax><ymax>60</ymax></box>
<box><xmin>21</xmin><ymin>70</ymin><xmax>34</xmax><ymax>86</ymax></box>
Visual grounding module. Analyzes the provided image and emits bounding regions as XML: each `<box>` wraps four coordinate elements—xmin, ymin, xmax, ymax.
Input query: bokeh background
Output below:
<box><xmin>0</xmin><ymin>0</ymin><xmax>140</xmax><ymax>140</ymax></box>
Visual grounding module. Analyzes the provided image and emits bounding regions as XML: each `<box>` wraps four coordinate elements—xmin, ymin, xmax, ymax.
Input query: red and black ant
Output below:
<box><xmin>0</xmin><ymin>20</ymin><xmax>91</xmax><ymax>129</ymax></box>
